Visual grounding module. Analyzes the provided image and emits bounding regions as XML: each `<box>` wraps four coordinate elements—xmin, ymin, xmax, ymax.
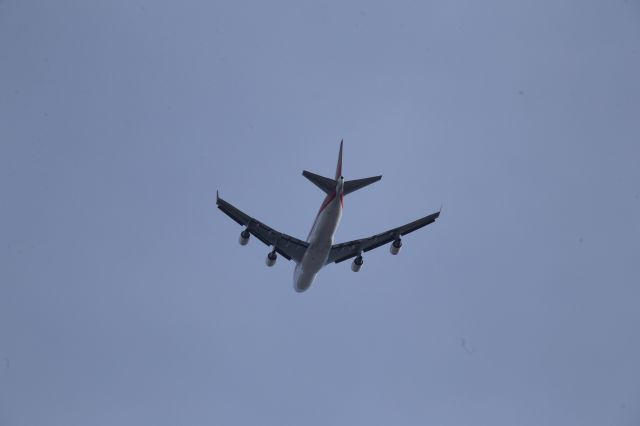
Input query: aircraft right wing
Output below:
<box><xmin>326</xmin><ymin>210</ymin><xmax>441</xmax><ymax>264</ymax></box>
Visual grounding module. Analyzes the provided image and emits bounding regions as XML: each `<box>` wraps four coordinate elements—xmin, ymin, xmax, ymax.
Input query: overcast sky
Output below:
<box><xmin>1</xmin><ymin>1</ymin><xmax>639</xmax><ymax>425</ymax></box>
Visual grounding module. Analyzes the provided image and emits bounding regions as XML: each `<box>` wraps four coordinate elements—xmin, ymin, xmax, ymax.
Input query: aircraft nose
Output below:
<box><xmin>293</xmin><ymin>265</ymin><xmax>314</xmax><ymax>292</ymax></box>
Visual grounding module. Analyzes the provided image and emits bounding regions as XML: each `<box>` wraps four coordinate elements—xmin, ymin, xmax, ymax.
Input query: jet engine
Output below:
<box><xmin>351</xmin><ymin>255</ymin><xmax>363</xmax><ymax>272</ymax></box>
<box><xmin>239</xmin><ymin>229</ymin><xmax>250</xmax><ymax>246</ymax></box>
<box><xmin>266</xmin><ymin>250</ymin><xmax>277</xmax><ymax>267</ymax></box>
<box><xmin>390</xmin><ymin>238</ymin><xmax>402</xmax><ymax>255</ymax></box>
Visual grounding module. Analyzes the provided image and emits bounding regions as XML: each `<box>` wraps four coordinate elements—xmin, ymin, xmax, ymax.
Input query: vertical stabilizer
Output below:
<box><xmin>335</xmin><ymin>139</ymin><xmax>343</xmax><ymax>180</ymax></box>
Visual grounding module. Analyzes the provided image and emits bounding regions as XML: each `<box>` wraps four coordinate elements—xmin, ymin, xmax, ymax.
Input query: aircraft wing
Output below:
<box><xmin>326</xmin><ymin>210</ymin><xmax>440</xmax><ymax>264</ymax></box>
<box><xmin>216</xmin><ymin>192</ymin><xmax>309</xmax><ymax>262</ymax></box>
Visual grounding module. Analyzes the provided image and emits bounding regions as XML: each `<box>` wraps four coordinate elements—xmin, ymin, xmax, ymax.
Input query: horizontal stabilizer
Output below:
<box><xmin>302</xmin><ymin>170</ymin><xmax>337</xmax><ymax>194</ymax></box>
<box><xmin>344</xmin><ymin>175</ymin><xmax>382</xmax><ymax>195</ymax></box>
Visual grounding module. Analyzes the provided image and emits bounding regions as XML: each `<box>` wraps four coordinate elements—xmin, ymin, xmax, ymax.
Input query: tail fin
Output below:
<box><xmin>302</xmin><ymin>140</ymin><xmax>343</xmax><ymax>194</ymax></box>
<box><xmin>335</xmin><ymin>139</ymin><xmax>343</xmax><ymax>180</ymax></box>
<box><xmin>344</xmin><ymin>175</ymin><xmax>382</xmax><ymax>195</ymax></box>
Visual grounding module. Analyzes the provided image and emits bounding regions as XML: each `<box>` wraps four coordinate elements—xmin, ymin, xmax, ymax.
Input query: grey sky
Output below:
<box><xmin>1</xmin><ymin>1</ymin><xmax>639</xmax><ymax>425</ymax></box>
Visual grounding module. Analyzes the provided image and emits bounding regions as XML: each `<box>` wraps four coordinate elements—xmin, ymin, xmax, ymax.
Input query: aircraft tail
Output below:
<box><xmin>335</xmin><ymin>139</ymin><xmax>343</xmax><ymax>180</ymax></box>
<box><xmin>302</xmin><ymin>140</ymin><xmax>382</xmax><ymax>195</ymax></box>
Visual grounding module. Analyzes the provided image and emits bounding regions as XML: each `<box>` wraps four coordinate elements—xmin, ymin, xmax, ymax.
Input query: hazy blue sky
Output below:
<box><xmin>1</xmin><ymin>1</ymin><xmax>639</xmax><ymax>425</ymax></box>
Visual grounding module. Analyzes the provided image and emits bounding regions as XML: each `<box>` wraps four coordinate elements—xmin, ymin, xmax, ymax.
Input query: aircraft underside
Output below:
<box><xmin>216</xmin><ymin>140</ymin><xmax>440</xmax><ymax>293</ymax></box>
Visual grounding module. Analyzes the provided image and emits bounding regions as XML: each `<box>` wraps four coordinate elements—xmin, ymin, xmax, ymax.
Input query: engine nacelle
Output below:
<box><xmin>390</xmin><ymin>238</ymin><xmax>402</xmax><ymax>255</ymax></box>
<box><xmin>239</xmin><ymin>229</ymin><xmax>250</xmax><ymax>246</ymax></box>
<box><xmin>351</xmin><ymin>255</ymin><xmax>363</xmax><ymax>272</ymax></box>
<box><xmin>266</xmin><ymin>250</ymin><xmax>277</xmax><ymax>267</ymax></box>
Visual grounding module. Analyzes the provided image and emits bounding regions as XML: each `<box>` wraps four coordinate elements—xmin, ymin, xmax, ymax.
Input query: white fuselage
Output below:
<box><xmin>293</xmin><ymin>178</ymin><xmax>344</xmax><ymax>292</ymax></box>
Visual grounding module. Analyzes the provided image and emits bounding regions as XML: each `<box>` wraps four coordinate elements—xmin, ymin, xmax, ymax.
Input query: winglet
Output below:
<box><xmin>335</xmin><ymin>139</ymin><xmax>343</xmax><ymax>180</ymax></box>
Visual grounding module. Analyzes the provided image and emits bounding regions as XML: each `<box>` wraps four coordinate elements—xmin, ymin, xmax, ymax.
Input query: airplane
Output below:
<box><xmin>216</xmin><ymin>140</ymin><xmax>440</xmax><ymax>293</ymax></box>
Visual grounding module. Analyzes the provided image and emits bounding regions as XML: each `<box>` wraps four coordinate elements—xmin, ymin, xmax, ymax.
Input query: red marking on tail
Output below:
<box><xmin>335</xmin><ymin>139</ymin><xmax>343</xmax><ymax>180</ymax></box>
<box><xmin>318</xmin><ymin>191</ymin><xmax>336</xmax><ymax>215</ymax></box>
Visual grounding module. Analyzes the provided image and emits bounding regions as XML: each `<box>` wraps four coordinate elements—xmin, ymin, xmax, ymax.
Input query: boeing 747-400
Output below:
<box><xmin>216</xmin><ymin>141</ymin><xmax>440</xmax><ymax>292</ymax></box>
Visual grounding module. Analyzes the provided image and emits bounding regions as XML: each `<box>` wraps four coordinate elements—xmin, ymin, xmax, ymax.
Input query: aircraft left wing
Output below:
<box><xmin>326</xmin><ymin>210</ymin><xmax>440</xmax><ymax>264</ymax></box>
<box><xmin>216</xmin><ymin>192</ymin><xmax>309</xmax><ymax>262</ymax></box>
